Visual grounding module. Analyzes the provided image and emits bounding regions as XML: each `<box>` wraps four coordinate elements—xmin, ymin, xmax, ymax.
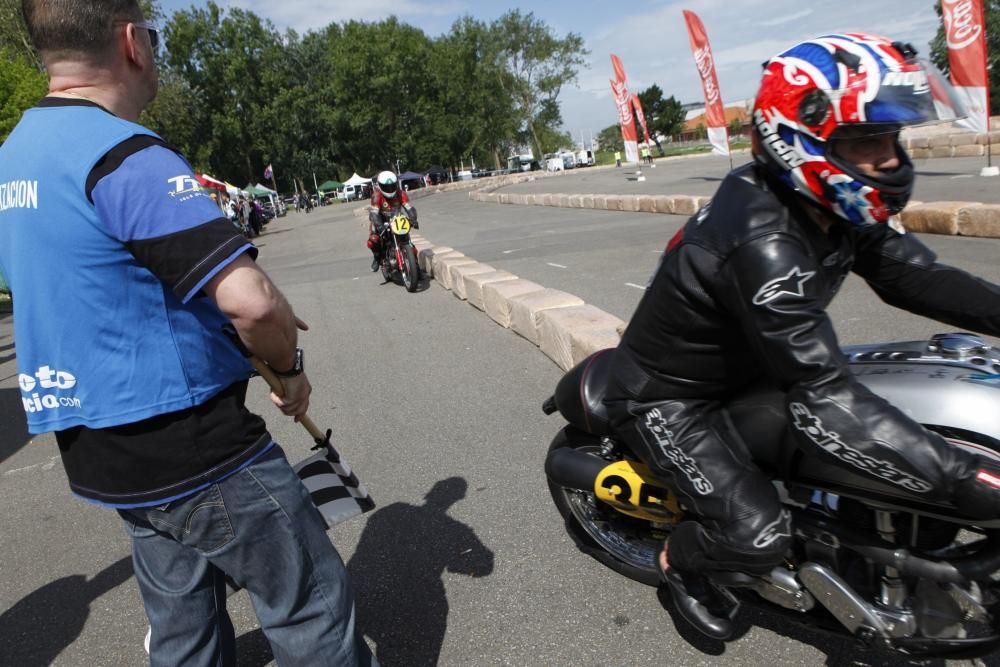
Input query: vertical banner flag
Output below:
<box><xmin>682</xmin><ymin>10</ymin><xmax>730</xmax><ymax>157</ymax></box>
<box><xmin>610</xmin><ymin>54</ymin><xmax>640</xmax><ymax>164</ymax></box>
<box><xmin>632</xmin><ymin>93</ymin><xmax>653</xmax><ymax>146</ymax></box>
<box><xmin>263</xmin><ymin>164</ymin><xmax>274</xmax><ymax>180</ymax></box>
<box><xmin>943</xmin><ymin>0</ymin><xmax>990</xmax><ymax>135</ymax></box>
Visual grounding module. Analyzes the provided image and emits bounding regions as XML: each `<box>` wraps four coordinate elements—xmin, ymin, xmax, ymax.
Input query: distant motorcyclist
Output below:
<box><xmin>605</xmin><ymin>33</ymin><xmax>1000</xmax><ymax>640</ymax></box>
<box><xmin>367</xmin><ymin>170</ymin><xmax>418</xmax><ymax>272</ymax></box>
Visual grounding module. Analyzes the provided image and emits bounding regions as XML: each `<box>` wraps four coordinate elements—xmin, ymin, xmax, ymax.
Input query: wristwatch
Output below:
<box><xmin>273</xmin><ymin>348</ymin><xmax>304</xmax><ymax>378</ymax></box>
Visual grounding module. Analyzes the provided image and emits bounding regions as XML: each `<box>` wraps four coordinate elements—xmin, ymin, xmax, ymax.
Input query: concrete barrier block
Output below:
<box><xmin>553</xmin><ymin>194</ymin><xmax>569</xmax><ymax>207</ymax></box>
<box><xmin>429</xmin><ymin>250</ymin><xmax>464</xmax><ymax>280</ymax></box>
<box><xmin>990</xmin><ymin>131</ymin><xmax>1000</xmax><ymax>146</ymax></box>
<box><xmin>929</xmin><ymin>135</ymin><xmax>953</xmax><ymax>149</ymax></box>
<box><xmin>484</xmin><ymin>279</ymin><xmax>546</xmax><ymax>327</ymax></box>
<box><xmin>900</xmin><ymin>202</ymin><xmax>979</xmax><ymax>235</ymax></box>
<box><xmin>616</xmin><ymin>320</ymin><xmax>628</xmax><ymax>337</ymax></box>
<box><xmin>465</xmin><ymin>270</ymin><xmax>519</xmax><ymax>310</ymax></box>
<box><xmin>540</xmin><ymin>194</ymin><xmax>552</xmax><ymax>206</ymax></box>
<box><xmin>570</xmin><ymin>329</ymin><xmax>625</xmax><ymax>368</ymax></box>
<box><xmin>568</xmin><ymin>194</ymin><xmax>583</xmax><ymax>208</ymax></box>
<box><xmin>622</xmin><ymin>196</ymin><xmax>641</xmax><ymax>212</ymax></box>
<box><xmin>594</xmin><ymin>195</ymin><xmax>608</xmax><ymax>210</ymax></box>
<box><xmin>499</xmin><ymin>193</ymin><xmax>510</xmax><ymax>204</ymax></box>
<box><xmin>419</xmin><ymin>246</ymin><xmax>453</xmax><ymax>275</ymax></box>
<box><xmin>653</xmin><ymin>195</ymin><xmax>673</xmax><ymax>214</ymax></box>
<box><xmin>510</xmin><ymin>289</ymin><xmax>585</xmax><ymax>346</ymax></box>
<box><xmin>958</xmin><ymin>205</ymin><xmax>1000</xmax><ymax>238</ymax></box>
<box><xmin>435</xmin><ymin>255</ymin><xmax>477</xmax><ymax>290</ymax></box>
<box><xmin>638</xmin><ymin>195</ymin><xmax>655</xmax><ymax>213</ymax></box>
<box><xmin>695</xmin><ymin>196</ymin><xmax>712</xmax><ymax>211</ymax></box>
<box><xmin>909</xmin><ymin>136</ymin><xmax>931</xmax><ymax>149</ymax></box>
<box><xmin>950</xmin><ymin>133</ymin><xmax>977</xmax><ymax>147</ymax></box>
<box><xmin>538</xmin><ymin>305</ymin><xmax>625</xmax><ymax>371</ymax></box>
<box><xmin>930</xmin><ymin>146</ymin><xmax>954</xmax><ymax>159</ymax></box>
<box><xmin>605</xmin><ymin>195</ymin><xmax>624</xmax><ymax>211</ymax></box>
<box><xmin>672</xmin><ymin>195</ymin><xmax>698</xmax><ymax>216</ymax></box>
<box><xmin>582</xmin><ymin>195</ymin><xmax>595</xmax><ymax>209</ymax></box>
<box><xmin>908</xmin><ymin>147</ymin><xmax>932</xmax><ymax>160</ymax></box>
<box><xmin>975</xmin><ymin>133</ymin><xmax>990</xmax><ymax>146</ymax></box>
<box><xmin>449</xmin><ymin>262</ymin><xmax>497</xmax><ymax>299</ymax></box>
<box><xmin>953</xmin><ymin>144</ymin><xmax>984</xmax><ymax>158</ymax></box>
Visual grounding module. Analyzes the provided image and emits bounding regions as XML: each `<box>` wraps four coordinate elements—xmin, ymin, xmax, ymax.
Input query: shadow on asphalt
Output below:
<box><xmin>379</xmin><ymin>271</ymin><xmax>432</xmax><ymax>293</ymax></box>
<box><xmin>347</xmin><ymin>477</ymin><xmax>495</xmax><ymax>667</ymax></box>
<box><xmin>687</xmin><ymin>176</ymin><xmax>724</xmax><ymax>182</ymax></box>
<box><xmin>0</xmin><ymin>387</ymin><xmax>32</xmax><ymax>465</ymax></box>
<box><xmin>0</xmin><ymin>556</ymin><xmax>134</xmax><ymax>666</ymax></box>
<box><xmin>655</xmin><ymin>587</ymin><xmax>947</xmax><ymax>666</ymax></box>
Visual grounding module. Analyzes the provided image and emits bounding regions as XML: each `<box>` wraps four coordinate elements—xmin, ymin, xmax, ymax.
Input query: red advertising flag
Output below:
<box><xmin>682</xmin><ymin>10</ymin><xmax>729</xmax><ymax>156</ymax></box>
<box><xmin>610</xmin><ymin>54</ymin><xmax>640</xmax><ymax>163</ymax></box>
<box><xmin>943</xmin><ymin>0</ymin><xmax>990</xmax><ymax>134</ymax></box>
<box><xmin>632</xmin><ymin>93</ymin><xmax>653</xmax><ymax>146</ymax></box>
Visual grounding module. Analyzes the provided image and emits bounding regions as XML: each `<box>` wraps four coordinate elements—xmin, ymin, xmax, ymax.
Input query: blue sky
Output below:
<box><xmin>157</xmin><ymin>1</ymin><xmax>944</xmax><ymax>142</ymax></box>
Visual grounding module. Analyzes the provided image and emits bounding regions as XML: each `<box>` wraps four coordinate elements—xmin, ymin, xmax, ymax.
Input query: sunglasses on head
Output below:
<box><xmin>114</xmin><ymin>19</ymin><xmax>159</xmax><ymax>53</ymax></box>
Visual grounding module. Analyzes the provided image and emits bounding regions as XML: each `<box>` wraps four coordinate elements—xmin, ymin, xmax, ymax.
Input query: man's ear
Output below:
<box><xmin>122</xmin><ymin>23</ymin><xmax>143</xmax><ymax>67</ymax></box>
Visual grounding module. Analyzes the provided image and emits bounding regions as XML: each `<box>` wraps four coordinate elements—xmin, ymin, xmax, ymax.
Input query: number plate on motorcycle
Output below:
<box><xmin>594</xmin><ymin>460</ymin><xmax>682</xmax><ymax>523</ymax></box>
<box><xmin>391</xmin><ymin>216</ymin><xmax>411</xmax><ymax>235</ymax></box>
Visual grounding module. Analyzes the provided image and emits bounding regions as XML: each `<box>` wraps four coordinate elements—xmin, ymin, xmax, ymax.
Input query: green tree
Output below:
<box><xmin>0</xmin><ymin>48</ymin><xmax>46</xmax><ymax>141</ymax></box>
<box><xmin>636</xmin><ymin>84</ymin><xmax>687</xmax><ymax>152</ymax></box>
<box><xmin>481</xmin><ymin>10</ymin><xmax>588</xmax><ymax>159</ymax></box>
<box><xmin>929</xmin><ymin>0</ymin><xmax>999</xmax><ymax>115</ymax></box>
<box><xmin>596</xmin><ymin>123</ymin><xmax>624</xmax><ymax>153</ymax></box>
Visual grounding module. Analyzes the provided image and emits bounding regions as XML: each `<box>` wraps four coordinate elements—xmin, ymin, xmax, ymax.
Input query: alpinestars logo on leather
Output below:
<box><xmin>753</xmin><ymin>266</ymin><xmax>815</xmax><ymax>305</ymax></box>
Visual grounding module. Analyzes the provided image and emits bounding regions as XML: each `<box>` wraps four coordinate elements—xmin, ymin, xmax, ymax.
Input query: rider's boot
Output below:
<box><xmin>657</xmin><ymin>543</ymin><xmax>739</xmax><ymax>641</ymax></box>
<box><xmin>370</xmin><ymin>255</ymin><xmax>380</xmax><ymax>272</ymax></box>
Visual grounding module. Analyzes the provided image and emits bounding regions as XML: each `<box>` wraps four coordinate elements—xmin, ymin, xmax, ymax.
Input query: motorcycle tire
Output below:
<box><xmin>546</xmin><ymin>430</ymin><xmax>662</xmax><ymax>587</ymax></box>
<box><xmin>403</xmin><ymin>246</ymin><xmax>419</xmax><ymax>292</ymax></box>
<box><xmin>380</xmin><ymin>256</ymin><xmax>391</xmax><ymax>283</ymax></box>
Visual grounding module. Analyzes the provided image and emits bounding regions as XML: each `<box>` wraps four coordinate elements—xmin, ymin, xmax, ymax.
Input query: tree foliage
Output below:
<box><xmin>929</xmin><ymin>0</ymin><xmax>1000</xmax><ymax>115</ymax></box>
<box><xmin>1</xmin><ymin>3</ymin><xmax>588</xmax><ymax>186</ymax></box>
<box><xmin>636</xmin><ymin>84</ymin><xmax>686</xmax><ymax>140</ymax></box>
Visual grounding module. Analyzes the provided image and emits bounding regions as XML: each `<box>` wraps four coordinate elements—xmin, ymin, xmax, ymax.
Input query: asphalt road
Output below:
<box><xmin>2</xmin><ymin>191</ymin><xmax>1000</xmax><ymax>666</ymax></box>
<box><xmin>499</xmin><ymin>152</ymin><xmax>1000</xmax><ymax>205</ymax></box>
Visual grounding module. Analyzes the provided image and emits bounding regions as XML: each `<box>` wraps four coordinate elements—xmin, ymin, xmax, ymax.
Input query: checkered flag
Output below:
<box><xmin>293</xmin><ymin>434</ymin><xmax>375</xmax><ymax>528</ymax></box>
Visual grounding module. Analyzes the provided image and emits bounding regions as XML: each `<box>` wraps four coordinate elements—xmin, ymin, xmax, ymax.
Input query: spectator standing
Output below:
<box><xmin>0</xmin><ymin>2</ymin><xmax>377</xmax><ymax>665</ymax></box>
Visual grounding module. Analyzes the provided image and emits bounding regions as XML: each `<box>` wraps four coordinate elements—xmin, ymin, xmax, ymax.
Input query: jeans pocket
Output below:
<box><xmin>148</xmin><ymin>485</ymin><xmax>236</xmax><ymax>554</ymax></box>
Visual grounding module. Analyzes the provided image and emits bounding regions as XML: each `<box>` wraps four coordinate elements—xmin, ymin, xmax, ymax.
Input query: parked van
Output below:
<box><xmin>576</xmin><ymin>149</ymin><xmax>595</xmax><ymax>167</ymax></box>
<box><xmin>338</xmin><ymin>184</ymin><xmax>360</xmax><ymax>202</ymax></box>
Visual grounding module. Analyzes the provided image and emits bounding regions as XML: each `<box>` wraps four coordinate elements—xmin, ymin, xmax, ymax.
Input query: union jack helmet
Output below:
<box><xmin>752</xmin><ymin>33</ymin><xmax>963</xmax><ymax>226</ymax></box>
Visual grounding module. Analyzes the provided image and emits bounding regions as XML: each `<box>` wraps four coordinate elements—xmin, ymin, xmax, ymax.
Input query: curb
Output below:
<box><xmin>468</xmin><ymin>186</ymin><xmax>1000</xmax><ymax>239</ymax></box>
<box><xmin>410</xmin><ymin>234</ymin><xmax>624</xmax><ymax>372</ymax></box>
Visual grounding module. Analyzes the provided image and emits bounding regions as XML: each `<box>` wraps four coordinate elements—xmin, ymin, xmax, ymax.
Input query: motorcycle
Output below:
<box><xmin>543</xmin><ymin>331</ymin><xmax>1000</xmax><ymax>658</ymax></box>
<box><xmin>375</xmin><ymin>212</ymin><xmax>420</xmax><ymax>293</ymax></box>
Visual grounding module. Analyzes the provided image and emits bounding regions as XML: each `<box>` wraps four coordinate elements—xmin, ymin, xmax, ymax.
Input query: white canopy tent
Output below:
<box><xmin>344</xmin><ymin>173</ymin><xmax>371</xmax><ymax>186</ymax></box>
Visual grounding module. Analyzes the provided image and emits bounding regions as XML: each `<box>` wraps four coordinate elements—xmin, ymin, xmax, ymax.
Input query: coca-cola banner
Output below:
<box><xmin>943</xmin><ymin>0</ymin><xmax>989</xmax><ymax>134</ymax></box>
<box><xmin>632</xmin><ymin>93</ymin><xmax>653</xmax><ymax>146</ymax></box>
<box><xmin>682</xmin><ymin>10</ymin><xmax>729</xmax><ymax>156</ymax></box>
<box><xmin>610</xmin><ymin>54</ymin><xmax>640</xmax><ymax>163</ymax></box>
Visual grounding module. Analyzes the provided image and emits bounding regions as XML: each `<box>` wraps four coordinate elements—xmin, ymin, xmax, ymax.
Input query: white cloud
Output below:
<box><xmin>217</xmin><ymin>0</ymin><xmax>468</xmax><ymax>33</ymax></box>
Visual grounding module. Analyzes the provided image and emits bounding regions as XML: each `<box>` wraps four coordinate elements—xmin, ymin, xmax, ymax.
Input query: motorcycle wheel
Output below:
<box><xmin>547</xmin><ymin>430</ymin><xmax>663</xmax><ymax>587</ymax></box>
<box><xmin>379</xmin><ymin>256</ymin><xmax>391</xmax><ymax>283</ymax></box>
<box><xmin>402</xmin><ymin>246</ymin><xmax>419</xmax><ymax>292</ymax></box>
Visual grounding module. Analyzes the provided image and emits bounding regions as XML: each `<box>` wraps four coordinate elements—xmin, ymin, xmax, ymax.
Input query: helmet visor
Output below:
<box><xmin>865</xmin><ymin>60</ymin><xmax>967</xmax><ymax>127</ymax></box>
<box><xmin>379</xmin><ymin>179</ymin><xmax>398</xmax><ymax>196</ymax></box>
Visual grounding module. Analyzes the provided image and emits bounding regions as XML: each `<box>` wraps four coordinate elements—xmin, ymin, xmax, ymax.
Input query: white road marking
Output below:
<box><xmin>950</xmin><ymin>175</ymin><xmax>974</xmax><ymax>180</ymax></box>
<box><xmin>353</xmin><ymin>277</ymin><xmax>360</xmax><ymax>280</ymax></box>
<box><xmin>547</xmin><ymin>263</ymin><xmax>568</xmax><ymax>269</ymax></box>
<box><xmin>502</xmin><ymin>248</ymin><xmax>523</xmax><ymax>255</ymax></box>
<box><xmin>625</xmin><ymin>282</ymin><xmax>647</xmax><ymax>291</ymax></box>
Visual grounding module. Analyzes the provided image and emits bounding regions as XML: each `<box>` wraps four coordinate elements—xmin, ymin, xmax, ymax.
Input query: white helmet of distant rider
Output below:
<box><xmin>376</xmin><ymin>171</ymin><xmax>398</xmax><ymax>200</ymax></box>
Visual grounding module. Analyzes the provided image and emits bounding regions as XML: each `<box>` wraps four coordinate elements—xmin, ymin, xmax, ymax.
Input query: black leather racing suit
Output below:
<box><xmin>606</xmin><ymin>163</ymin><xmax>1000</xmax><ymax>576</ymax></box>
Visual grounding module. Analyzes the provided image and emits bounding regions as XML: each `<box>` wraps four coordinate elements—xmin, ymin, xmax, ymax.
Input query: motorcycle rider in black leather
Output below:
<box><xmin>605</xmin><ymin>34</ymin><xmax>1000</xmax><ymax>640</ymax></box>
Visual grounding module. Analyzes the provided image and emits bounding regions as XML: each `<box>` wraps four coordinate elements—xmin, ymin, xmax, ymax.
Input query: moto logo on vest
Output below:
<box><xmin>19</xmin><ymin>365</ymin><xmax>82</xmax><ymax>413</ymax></box>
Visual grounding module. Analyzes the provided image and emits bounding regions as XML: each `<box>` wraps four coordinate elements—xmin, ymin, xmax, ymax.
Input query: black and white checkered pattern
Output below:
<box><xmin>294</xmin><ymin>443</ymin><xmax>375</xmax><ymax>528</ymax></box>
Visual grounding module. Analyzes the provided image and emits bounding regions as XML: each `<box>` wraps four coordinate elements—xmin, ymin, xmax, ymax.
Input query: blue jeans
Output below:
<box><xmin>119</xmin><ymin>446</ymin><xmax>377</xmax><ymax>666</ymax></box>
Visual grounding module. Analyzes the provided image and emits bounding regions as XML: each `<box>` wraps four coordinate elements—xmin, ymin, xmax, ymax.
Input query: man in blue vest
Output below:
<box><xmin>0</xmin><ymin>2</ymin><xmax>376</xmax><ymax>664</ymax></box>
